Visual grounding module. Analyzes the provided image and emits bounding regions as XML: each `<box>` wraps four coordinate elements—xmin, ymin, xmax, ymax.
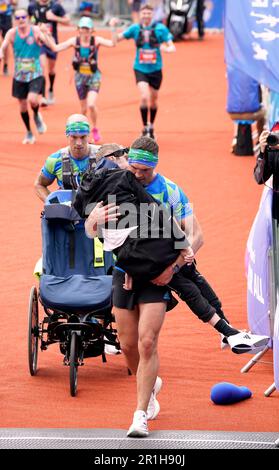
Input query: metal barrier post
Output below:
<box><xmin>264</xmin><ymin>382</ymin><xmax>276</xmax><ymax>397</ymax></box>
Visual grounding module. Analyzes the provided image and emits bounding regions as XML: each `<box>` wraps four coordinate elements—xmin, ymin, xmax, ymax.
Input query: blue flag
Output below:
<box><xmin>225</xmin><ymin>0</ymin><xmax>279</xmax><ymax>93</ymax></box>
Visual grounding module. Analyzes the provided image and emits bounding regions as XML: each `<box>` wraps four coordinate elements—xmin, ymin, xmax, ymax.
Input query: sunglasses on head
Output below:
<box><xmin>104</xmin><ymin>147</ymin><xmax>129</xmax><ymax>158</ymax></box>
<box><xmin>15</xmin><ymin>15</ymin><xmax>27</xmax><ymax>20</ymax></box>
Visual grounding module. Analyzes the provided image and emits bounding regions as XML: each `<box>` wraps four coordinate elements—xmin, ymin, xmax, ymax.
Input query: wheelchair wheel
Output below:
<box><xmin>28</xmin><ymin>286</ymin><xmax>39</xmax><ymax>376</ymax></box>
<box><xmin>70</xmin><ymin>332</ymin><xmax>79</xmax><ymax>397</ymax></box>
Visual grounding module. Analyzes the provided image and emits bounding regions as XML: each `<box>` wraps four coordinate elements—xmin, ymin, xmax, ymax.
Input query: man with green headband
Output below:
<box><xmin>34</xmin><ymin>114</ymin><xmax>100</xmax><ymax>201</ymax></box>
<box><xmin>84</xmin><ymin>135</ymin><xmax>269</xmax><ymax>437</ymax></box>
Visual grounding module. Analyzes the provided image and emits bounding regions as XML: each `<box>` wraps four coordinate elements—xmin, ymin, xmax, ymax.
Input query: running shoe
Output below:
<box><xmin>40</xmin><ymin>97</ymin><xmax>48</xmax><ymax>107</ymax></box>
<box><xmin>22</xmin><ymin>131</ymin><xmax>35</xmax><ymax>144</ymax></box>
<box><xmin>47</xmin><ymin>91</ymin><xmax>55</xmax><ymax>105</ymax></box>
<box><xmin>148</xmin><ymin>126</ymin><xmax>156</xmax><ymax>140</ymax></box>
<box><xmin>141</xmin><ymin>126</ymin><xmax>149</xmax><ymax>137</ymax></box>
<box><xmin>220</xmin><ymin>334</ymin><xmax>229</xmax><ymax>350</ymax></box>
<box><xmin>127</xmin><ymin>410</ymin><xmax>149</xmax><ymax>438</ymax></box>
<box><xmin>34</xmin><ymin>112</ymin><xmax>47</xmax><ymax>134</ymax></box>
<box><xmin>227</xmin><ymin>331</ymin><xmax>269</xmax><ymax>354</ymax></box>
<box><xmin>92</xmin><ymin>127</ymin><xmax>101</xmax><ymax>143</ymax></box>
<box><xmin>104</xmin><ymin>336</ymin><xmax>121</xmax><ymax>355</ymax></box>
<box><xmin>147</xmin><ymin>376</ymin><xmax>162</xmax><ymax>420</ymax></box>
<box><xmin>3</xmin><ymin>64</ymin><xmax>9</xmax><ymax>76</ymax></box>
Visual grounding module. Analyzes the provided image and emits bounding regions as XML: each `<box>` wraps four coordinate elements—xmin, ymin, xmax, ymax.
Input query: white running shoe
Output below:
<box><xmin>34</xmin><ymin>112</ymin><xmax>47</xmax><ymax>134</ymax></box>
<box><xmin>127</xmin><ymin>410</ymin><xmax>149</xmax><ymax>438</ymax></box>
<box><xmin>22</xmin><ymin>131</ymin><xmax>35</xmax><ymax>144</ymax></box>
<box><xmin>220</xmin><ymin>334</ymin><xmax>229</xmax><ymax>350</ymax></box>
<box><xmin>47</xmin><ymin>91</ymin><xmax>55</xmax><ymax>105</ymax></box>
<box><xmin>147</xmin><ymin>376</ymin><xmax>162</xmax><ymax>420</ymax></box>
<box><xmin>104</xmin><ymin>340</ymin><xmax>121</xmax><ymax>355</ymax></box>
<box><xmin>227</xmin><ymin>331</ymin><xmax>269</xmax><ymax>354</ymax></box>
<box><xmin>40</xmin><ymin>97</ymin><xmax>48</xmax><ymax>107</ymax></box>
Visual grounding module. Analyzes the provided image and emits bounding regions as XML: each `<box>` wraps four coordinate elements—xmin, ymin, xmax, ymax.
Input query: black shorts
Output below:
<box><xmin>12</xmin><ymin>76</ymin><xmax>44</xmax><ymax>100</ymax></box>
<box><xmin>134</xmin><ymin>69</ymin><xmax>163</xmax><ymax>90</ymax></box>
<box><xmin>112</xmin><ymin>268</ymin><xmax>177</xmax><ymax>311</ymax></box>
<box><xmin>0</xmin><ymin>15</ymin><xmax>12</xmax><ymax>38</ymax></box>
<box><xmin>40</xmin><ymin>44</ymin><xmax>57</xmax><ymax>61</ymax></box>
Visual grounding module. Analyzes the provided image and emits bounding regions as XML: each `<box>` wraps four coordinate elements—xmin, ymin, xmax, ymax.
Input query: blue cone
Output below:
<box><xmin>211</xmin><ymin>382</ymin><xmax>252</xmax><ymax>405</ymax></box>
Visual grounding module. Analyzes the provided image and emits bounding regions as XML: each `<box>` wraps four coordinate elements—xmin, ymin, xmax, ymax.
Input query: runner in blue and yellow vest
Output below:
<box><xmin>112</xmin><ymin>3</ymin><xmax>175</xmax><ymax>139</ymax></box>
<box><xmin>42</xmin><ymin>16</ymin><xmax>117</xmax><ymax>144</ymax></box>
<box><xmin>0</xmin><ymin>7</ymin><xmax>49</xmax><ymax>144</ymax></box>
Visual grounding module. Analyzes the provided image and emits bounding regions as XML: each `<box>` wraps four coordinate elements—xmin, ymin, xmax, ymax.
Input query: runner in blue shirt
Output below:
<box><xmin>111</xmin><ymin>3</ymin><xmax>175</xmax><ymax>139</ymax></box>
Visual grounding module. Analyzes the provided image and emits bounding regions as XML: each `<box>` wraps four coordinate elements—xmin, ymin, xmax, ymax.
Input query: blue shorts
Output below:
<box><xmin>40</xmin><ymin>44</ymin><xmax>57</xmax><ymax>61</ymax></box>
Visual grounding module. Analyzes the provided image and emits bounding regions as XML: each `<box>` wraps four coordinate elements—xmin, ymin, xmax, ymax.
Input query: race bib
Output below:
<box><xmin>18</xmin><ymin>58</ymin><xmax>36</xmax><ymax>72</ymax></box>
<box><xmin>79</xmin><ymin>63</ymin><xmax>92</xmax><ymax>75</ymax></box>
<box><xmin>139</xmin><ymin>48</ymin><xmax>157</xmax><ymax>65</ymax></box>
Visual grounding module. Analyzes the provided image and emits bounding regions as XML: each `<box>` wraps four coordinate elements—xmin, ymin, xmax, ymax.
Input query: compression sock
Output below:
<box><xmin>216</xmin><ymin>309</ymin><xmax>230</xmax><ymax>324</ymax></box>
<box><xmin>140</xmin><ymin>106</ymin><xmax>148</xmax><ymax>126</ymax></box>
<box><xmin>49</xmin><ymin>73</ymin><xmax>55</xmax><ymax>92</ymax></box>
<box><xmin>20</xmin><ymin>111</ymin><xmax>31</xmax><ymax>131</ymax></box>
<box><xmin>150</xmin><ymin>106</ymin><xmax>158</xmax><ymax>124</ymax></box>
<box><xmin>32</xmin><ymin>105</ymin><xmax>39</xmax><ymax>117</ymax></box>
<box><xmin>41</xmin><ymin>76</ymin><xmax>46</xmax><ymax>97</ymax></box>
<box><xmin>214</xmin><ymin>319</ymin><xmax>239</xmax><ymax>337</ymax></box>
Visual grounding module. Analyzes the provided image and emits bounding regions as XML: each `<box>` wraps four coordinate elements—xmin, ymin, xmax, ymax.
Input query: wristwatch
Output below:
<box><xmin>172</xmin><ymin>264</ymin><xmax>180</xmax><ymax>274</ymax></box>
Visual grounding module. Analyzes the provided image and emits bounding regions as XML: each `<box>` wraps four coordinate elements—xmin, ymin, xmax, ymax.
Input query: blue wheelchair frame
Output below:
<box><xmin>28</xmin><ymin>190</ymin><xmax>120</xmax><ymax>396</ymax></box>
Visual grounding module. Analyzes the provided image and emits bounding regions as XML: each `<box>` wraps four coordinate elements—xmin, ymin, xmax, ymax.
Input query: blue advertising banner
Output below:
<box><xmin>204</xmin><ymin>0</ymin><xmax>224</xmax><ymax>29</ymax></box>
<box><xmin>246</xmin><ymin>187</ymin><xmax>273</xmax><ymax>338</ymax></box>
<box><xmin>225</xmin><ymin>0</ymin><xmax>279</xmax><ymax>93</ymax></box>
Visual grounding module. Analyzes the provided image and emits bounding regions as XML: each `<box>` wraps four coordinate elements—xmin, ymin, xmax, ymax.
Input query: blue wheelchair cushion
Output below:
<box><xmin>40</xmin><ymin>274</ymin><xmax>112</xmax><ymax>311</ymax></box>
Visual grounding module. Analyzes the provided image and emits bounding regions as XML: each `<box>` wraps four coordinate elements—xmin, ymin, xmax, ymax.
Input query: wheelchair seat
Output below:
<box><xmin>40</xmin><ymin>274</ymin><xmax>112</xmax><ymax>313</ymax></box>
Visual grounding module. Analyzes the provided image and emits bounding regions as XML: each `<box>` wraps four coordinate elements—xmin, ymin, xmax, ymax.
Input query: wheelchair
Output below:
<box><xmin>28</xmin><ymin>190</ymin><xmax>121</xmax><ymax>397</ymax></box>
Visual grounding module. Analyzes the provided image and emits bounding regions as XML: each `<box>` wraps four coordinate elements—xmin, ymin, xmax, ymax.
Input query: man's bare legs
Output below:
<box><xmin>113</xmin><ymin>301</ymin><xmax>166</xmax><ymax>436</ymax></box>
<box><xmin>113</xmin><ymin>306</ymin><xmax>140</xmax><ymax>375</ymax></box>
<box><xmin>136</xmin><ymin>302</ymin><xmax>165</xmax><ymax>412</ymax></box>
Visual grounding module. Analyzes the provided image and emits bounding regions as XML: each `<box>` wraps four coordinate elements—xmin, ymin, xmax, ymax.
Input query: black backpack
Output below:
<box><xmin>72</xmin><ymin>36</ymin><xmax>98</xmax><ymax>74</ymax></box>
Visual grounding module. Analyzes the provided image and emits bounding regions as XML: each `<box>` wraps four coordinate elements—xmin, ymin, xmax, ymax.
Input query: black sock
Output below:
<box><xmin>150</xmin><ymin>106</ymin><xmax>157</xmax><ymax>124</ymax></box>
<box><xmin>140</xmin><ymin>106</ymin><xmax>148</xmax><ymax>126</ymax></box>
<box><xmin>32</xmin><ymin>105</ymin><xmax>39</xmax><ymax>117</ymax></box>
<box><xmin>20</xmin><ymin>111</ymin><xmax>31</xmax><ymax>132</ymax></box>
<box><xmin>41</xmin><ymin>76</ymin><xmax>46</xmax><ymax>97</ymax></box>
<box><xmin>49</xmin><ymin>73</ymin><xmax>55</xmax><ymax>92</ymax></box>
<box><xmin>214</xmin><ymin>319</ymin><xmax>239</xmax><ymax>337</ymax></box>
<box><xmin>216</xmin><ymin>309</ymin><xmax>230</xmax><ymax>324</ymax></box>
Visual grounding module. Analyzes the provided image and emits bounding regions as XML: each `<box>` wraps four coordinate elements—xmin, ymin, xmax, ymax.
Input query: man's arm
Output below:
<box><xmin>0</xmin><ymin>28</ymin><xmax>14</xmax><ymax>60</ymax></box>
<box><xmin>34</xmin><ymin>173</ymin><xmax>55</xmax><ymax>202</ymax></box>
<box><xmin>160</xmin><ymin>40</ymin><xmax>176</xmax><ymax>53</ymax></box>
<box><xmin>46</xmin><ymin>9</ymin><xmax>70</xmax><ymax>25</ymax></box>
<box><xmin>181</xmin><ymin>213</ymin><xmax>204</xmax><ymax>255</ymax></box>
<box><xmin>109</xmin><ymin>17</ymin><xmax>133</xmax><ymax>43</ymax></box>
